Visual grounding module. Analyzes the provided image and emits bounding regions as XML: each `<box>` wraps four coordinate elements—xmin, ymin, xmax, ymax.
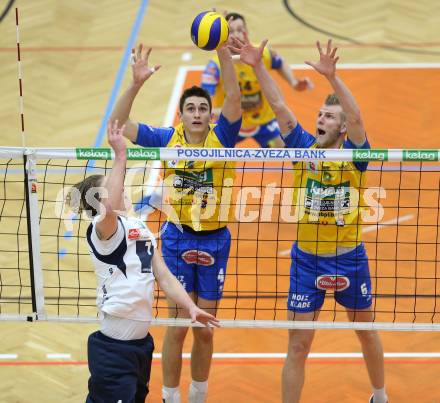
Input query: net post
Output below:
<box><xmin>23</xmin><ymin>149</ymin><xmax>45</xmax><ymax>319</ymax></box>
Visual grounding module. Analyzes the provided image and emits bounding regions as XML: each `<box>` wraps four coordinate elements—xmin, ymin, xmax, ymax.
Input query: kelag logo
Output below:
<box><xmin>352</xmin><ymin>149</ymin><xmax>388</xmax><ymax>161</ymax></box>
<box><xmin>127</xmin><ymin>148</ymin><xmax>160</xmax><ymax>160</ymax></box>
<box><xmin>76</xmin><ymin>148</ymin><xmax>111</xmax><ymax>160</ymax></box>
<box><xmin>403</xmin><ymin>150</ymin><xmax>438</xmax><ymax>161</ymax></box>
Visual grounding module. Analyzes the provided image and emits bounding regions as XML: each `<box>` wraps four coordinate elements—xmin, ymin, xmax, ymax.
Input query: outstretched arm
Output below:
<box><xmin>305</xmin><ymin>40</ymin><xmax>366</xmax><ymax>146</ymax></box>
<box><xmin>230</xmin><ymin>33</ymin><xmax>298</xmax><ymax>136</ymax></box>
<box><xmin>153</xmin><ymin>253</ymin><xmax>220</xmax><ymax>327</ymax></box>
<box><xmin>110</xmin><ymin>44</ymin><xmax>161</xmax><ymax>143</ymax></box>
<box><xmin>95</xmin><ymin>120</ymin><xmax>126</xmax><ymax>240</ymax></box>
<box><xmin>216</xmin><ymin>45</ymin><xmax>242</xmax><ymax>123</ymax></box>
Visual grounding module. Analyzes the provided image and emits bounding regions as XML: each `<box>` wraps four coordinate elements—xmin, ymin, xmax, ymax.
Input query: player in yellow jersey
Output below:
<box><xmin>201</xmin><ymin>12</ymin><xmax>313</xmax><ymax>148</ymax></box>
<box><xmin>110</xmin><ymin>44</ymin><xmax>242</xmax><ymax>403</ymax></box>
<box><xmin>231</xmin><ymin>35</ymin><xmax>388</xmax><ymax>403</ymax></box>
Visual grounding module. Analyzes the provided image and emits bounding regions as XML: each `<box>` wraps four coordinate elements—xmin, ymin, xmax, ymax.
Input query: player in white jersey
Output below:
<box><xmin>68</xmin><ymin>120</ymin><xmax>219</xmax><ymax>403</ymax></box>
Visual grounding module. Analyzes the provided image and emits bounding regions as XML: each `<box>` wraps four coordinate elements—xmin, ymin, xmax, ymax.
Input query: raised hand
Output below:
<box><xmin>228</xmin><ymin>31</ymin><xmax>268</xmax><ymax>67</ymax></box>
<box><xmin>305</xmin><ymin>39</ymin><xmax>339</xmax><ymax>78</ymax></box>
<box><xmin>189</xmin><ymin>305</ymin><xmax>221</xmax><ymax>328</ymax></box>
<box><xmin>107</xmin><ymin>120</ymin><xmax>126</xmax><ymax>157</ymax></box>
<box><xmin>130</xmin><ymin>43</ymin><xmax>161</xmax><ymax>86</ymax></box>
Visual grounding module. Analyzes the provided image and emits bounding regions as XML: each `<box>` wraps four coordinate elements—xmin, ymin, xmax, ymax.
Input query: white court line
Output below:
<box><xmin>150</xmin><ymin>352</ymin><xmax>440</xmax><ymax>359</ymax></box>
<box><xmin>164</xmin><ymin>65</ymin><xmax>189</xmax><ymax>126</ymax></box>
<box><xmin>46</xmin><ymin>353</ymin><xmax>71</xmax><ymax>359</ymax></box>
<box><xmin>0</xmin><ymin>354</ymin><xmax>18</xmax><ymax>359</ymax></box>
<box><xmin>362</xmin><ymin>213</ymin><xmax>414</xmax><ymax>234</ymax></box>
<box><xmin>279</xmin><ymin>214</ymin><xmax>414</xmax><ymax>256</ymax></box>
<box><xmin>3</xmin><ymin>352</ymin><xmax>440</xmax><ymax>360</ymax></box>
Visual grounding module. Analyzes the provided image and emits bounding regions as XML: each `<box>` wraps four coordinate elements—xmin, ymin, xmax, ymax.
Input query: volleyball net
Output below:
<box><xmin>1</xmin><ymin>146</ymin><xmax>439</xmax><ymax>331</ymax></box>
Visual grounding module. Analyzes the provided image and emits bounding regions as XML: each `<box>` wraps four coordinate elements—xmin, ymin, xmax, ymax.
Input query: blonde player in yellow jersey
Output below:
<box><xmin>201</xmin><ymin>12</ymin><xmax>313</xmax><ymax>148</ymax></box>
<box><xmin>231</xmin><ymin>35</ymin><xmax>388</xmax><ymax>403</ymax></box>
<box><xmin>110</xmin><ymin>43</ymin><xmax>242</xmax><ymax>403</ymax></box>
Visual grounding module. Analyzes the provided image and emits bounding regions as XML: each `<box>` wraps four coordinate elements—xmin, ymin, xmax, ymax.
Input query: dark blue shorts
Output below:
<box><xmin>288</xmin><ymin>242</ymin><xmax>372</xmax><ymax>312</ymax></box>
<box><xmin>237</xmin><ymin>118</ymin><xmax>281</xmax><ymax>148</ymax></box>
<box><xmin>161</xmin><ymin>222</ymin><xmax>231</xmax><ymax>300</ymax></box>
<box><xmin>86</xmin><ymin>331</ymin><xmax>154</xmax><ymax>403</ymax></box>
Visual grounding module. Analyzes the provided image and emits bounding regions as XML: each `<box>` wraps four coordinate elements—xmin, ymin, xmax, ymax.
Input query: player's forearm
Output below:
<box><xmin>254</xmin><ymin>61</ymin><xmax>298</xmax><ymax>135</ymax></box>
<box><xmin>110</xmin><ymin>83</ymin><xmax>142</xmax><ymax>125</ymax></box>
<box><xmin>254</xmin><ymin>60</ymin><xmax>285</xmax><ymax>110</ymax></box>
<box><xmin>159</xmin><ymin>269</ymin><xmax>197</xmax><ymax>311</ymax></box>
<box><xmin>327</xmin><ymin>75</ymin><xmax>362</xmax><ymax>122</ymax></box>
<box><xmin>216</xmin><ymin>47</ymin><xmax>240</xmax><ymax>104</ymax></box>
<box><xmin>104</xmin><ymin>154</ymin><xmax>126</xmax><ymax>214</ymax></box>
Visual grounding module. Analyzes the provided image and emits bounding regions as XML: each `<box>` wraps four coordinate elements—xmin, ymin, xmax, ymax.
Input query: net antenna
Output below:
<box><xmin>15</xmin><ymin>7</ymin><xmax>45</xmax><ymax>321</ymax></box>
<box><xmin>15</xmin><ymin>7</ymin><xmax>25</xmax><ymax>148</ymax></box>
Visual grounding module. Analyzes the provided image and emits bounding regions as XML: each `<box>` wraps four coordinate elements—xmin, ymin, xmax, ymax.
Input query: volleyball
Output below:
<box><xmin>190</xmin><ymin>11</ymin><xmax>229</xmax><ymax>51</ymax></box>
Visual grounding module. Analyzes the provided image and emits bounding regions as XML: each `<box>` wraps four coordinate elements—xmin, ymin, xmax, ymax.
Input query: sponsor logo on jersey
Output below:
<box><xmin>316</xmin><ymin>275</ymin><xmax>350</xmax><ymax>291</ymax></box>
<box><xmin>181</xmin><ymin>250</ymin><xmax>215</xmax><ymax>266</ymax></box>
<box><xmin>128</xmin><ymin>229</ymin><xmax>140</xmax><ymax>240</ymax></box>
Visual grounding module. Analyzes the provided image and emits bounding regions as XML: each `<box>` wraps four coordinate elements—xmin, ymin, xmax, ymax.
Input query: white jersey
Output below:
<box><xmin>87</xmin><ymin>215</ymin><xmax>157</xmax><ymax>322</ymax></box>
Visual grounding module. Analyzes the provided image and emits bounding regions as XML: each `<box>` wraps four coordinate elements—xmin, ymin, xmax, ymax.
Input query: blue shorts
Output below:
<box><xmin>237</xmin><ymin>119</ymin><xmax>281</xmax><ymax>148</ymax></box>
<box><xmin>161</xmin><ymin>222</ymin><xmax>231</xmax><ymax>301</ymax></box>
<box><xmin>86</xmin><ymin>331</ymin><xmax>154</xmax><ymax>403</ymax></box>
<box><xmin>288</xmin><ymin>242</ymin><xmax>372</xmax><ymax>312</ymax></box>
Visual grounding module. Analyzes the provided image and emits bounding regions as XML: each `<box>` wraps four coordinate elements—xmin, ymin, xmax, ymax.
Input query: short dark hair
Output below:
<box><xmin>179</xmin><ymin>85</ymin><xmax>212</xmax><ymax>113</ymax></box>
<box><xmin>324</xmin><ymin>93</ymin><xmax>346</xmax><ymax>122</ymax></box>
<box><xmin>225</xmin><ymin>12</ymin><xmax>246</xmax><ymax>25</ymax></box>
<box><xmin>67</xmin><ymin>174</ymin><xmax>104</xmax><ymax>218</ymax></box>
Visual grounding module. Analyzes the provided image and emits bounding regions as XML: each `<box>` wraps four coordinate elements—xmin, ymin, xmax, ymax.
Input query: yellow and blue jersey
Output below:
<box><xmin>135</xmin><ymin>114</ymin><xmax>241</xmax><ymax>231</ymax></box>
<box><xmin>284</xmin><ymin>123</ymin><xmax>370</xmax><ymax>255</ymax></box>
<box><xmin>201</xmin><ymin>47</ymin><xmax>283</xmax><ymax>130</ymax></box>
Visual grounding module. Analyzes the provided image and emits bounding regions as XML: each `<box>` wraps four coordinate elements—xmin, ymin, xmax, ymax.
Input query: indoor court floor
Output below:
<box><xmin>1</xmin><ymin>1</ymin><xmax>440</xmax><ymax>402</ymax></box>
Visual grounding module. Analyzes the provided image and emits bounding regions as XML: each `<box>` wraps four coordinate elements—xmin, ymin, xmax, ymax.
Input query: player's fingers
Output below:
<box><xmin>136</xmin><ymin>43</ymin><xmax>143</xmax><ymax>60</ymax></box>
<box><xmin>145</xmin><ymin>47</ymin><xmax>152</xmax><ymax>62</ymax></box>
<box><xmin>330</xmin><ymin>46</ymin><xmax>338</xmax><ymax>58</ymax></box>
<box><xmin>326</xmin><ymin>39</ymin><xmax>332</xmax><ymax>54</ymax></box>
<box><xmin>209</xmin><ymin>316</ymin><xmax>220</xmax><ymax>327</ymax></box>
<box><xmin>334</xmin><ymin>56</ymin><xmax>340</xmax><ymax>65</ymax></box>
<box><xmin>231</xmin><ymin>37</ymin><xmax>244</xmax><ymax>48</ymax></box>
<box><xmin>243</xmin><ymin>30</ymin><xmax>250</xmax><ymax>43</ymax></box>
<box><xmin>228</xmin><ymin>45</ymin><xmax>241</xmax><ymax>54</ymax></box>
<box><xmin>316</xmin><ymin>40</ymin><xmax>323</xmax><ymax>55</ymax></box>
<box><xmin>259</xmin><ymin>39</ymin><xmax>268</xmax><ymax>51</ymax></box>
